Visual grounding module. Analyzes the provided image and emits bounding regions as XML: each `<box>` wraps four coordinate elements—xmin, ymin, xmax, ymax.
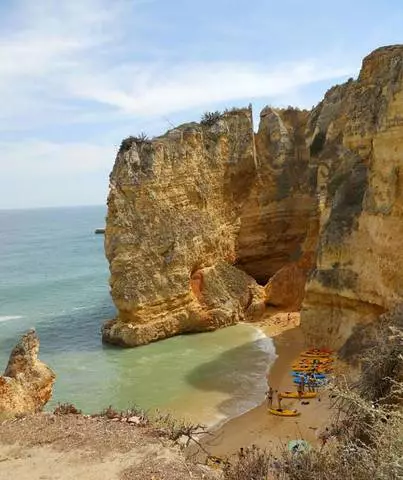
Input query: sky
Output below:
<box><xmin>0</xmin><ymin>0</ymin><xmax>402</xmax><ymax>209</ymax></box>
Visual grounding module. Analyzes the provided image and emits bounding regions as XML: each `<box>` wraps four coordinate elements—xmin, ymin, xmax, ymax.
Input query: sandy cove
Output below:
<box><xmin>196</xmin><ymin>312</ymin><xmax>334</xmax><ymax>460</ymax></box>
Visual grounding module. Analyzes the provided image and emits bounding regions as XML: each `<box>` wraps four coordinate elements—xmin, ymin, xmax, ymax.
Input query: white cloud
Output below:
<box><xmin>0</xmin><ymin>0</ymin><xmax>356</xmax><ymax>207</ymax></box>
<box><xmin>0</xmin><ymin>0</ymin><xmax>355</xmax><ymax>131</ymax></box>
<box><xmin>1</xmin><ymin>139</ymin><xmax>115</xmax><ymax>176</ymax></box>
<box><xmin>70</xmin><ymin>61</ymin><xmax>352</xmax><ymax>116</ymax></box>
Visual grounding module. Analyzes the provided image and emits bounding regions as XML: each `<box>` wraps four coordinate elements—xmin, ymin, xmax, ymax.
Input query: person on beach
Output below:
<box><xmin>277</xmin><ymin>392</ymin><xmax>283</xmax><ymax>410</ymax></box>
<box><xmin>297</xmin><ymin>377</ymin><xmax>305</xmax><ymax>397</ymax></box>
<box><xmin>307</xmin><ymin>374</ymin><xmax>316</xmax><ymax>393</ymax></box>
<box><xmin>266</xmin><ymin>386</ymin><xmax>274</xmax><ymax>408</ymax></box>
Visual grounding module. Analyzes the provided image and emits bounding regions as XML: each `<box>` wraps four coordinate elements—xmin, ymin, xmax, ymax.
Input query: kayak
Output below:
<box><xmin>293</xmin><ymin>378</ymin><xmax>327</xmax><ymax>386</ymax></box>
<box><xmin>268</xmin><ymin>408</ymin><xmax>301</xmax><ymax>417</ymax></box>
<box><xmin>293</xmin><ymin>358</ymin><xmax>333</xmax><ymax>365</ymax></box>
<box><xmin>280</xmin><ymin>391</ymin><xmax>317</xmax><ymax>399</ymax></box>
<box><xmin>292</xmin><ymin>372</ymin><xmax>326</xmax><ymax>379</ymax></box>
<box><xmin>292</xmin><ymin>366</ymin><xmax>332</xmax><ymax>372</ymax></box>
<box><xmin>303</xmin><ymin>349</ymin><xmax>333</xmax><ymax>355</ymax></box>
<box><xmin>300</xmin><ymin>351</ymin><xmax>331</xmax><ymax>359</ymax></box>
<box><xmin>292</xmin><ymin>367</ymin><xmax>332</xmax><ymax>374</ymax></box>
<box><xmin>300</xmin><ymin>353</ymin><xmax>332</xmax><ymax>359</ymax></box>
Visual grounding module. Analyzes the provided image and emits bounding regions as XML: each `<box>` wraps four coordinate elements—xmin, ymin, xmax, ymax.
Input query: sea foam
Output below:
<box><xmin>0</xmin><ymin>315</ymin><xmax>23</xmax><ymax>323</ymax></box>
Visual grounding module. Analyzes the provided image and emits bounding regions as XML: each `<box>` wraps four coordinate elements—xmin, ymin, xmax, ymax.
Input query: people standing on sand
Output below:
<box><xmin>307</xmin><ymin>374</ymin><xmax>316</xmax><ymax>393</ymax></box>
<box><xmin>277</xmin><ymin>392</ymin><xmax>283</xmax><ymax>410</ymax></box>
<box><xmin>266</xmin><ymin>386</ymin><xmax>274</xmax><ymax>408</ymax></box>
<box><xmin>297</xmin><ymin>376</ymin><xmax>305</xmax><ymax>396</ymax></box>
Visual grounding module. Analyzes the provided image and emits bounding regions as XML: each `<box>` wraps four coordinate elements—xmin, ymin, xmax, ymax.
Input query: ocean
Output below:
<box><xmin>0</xmin><ymin>205</ymin><xmax>275</xmax><ymax>425</ymax></box>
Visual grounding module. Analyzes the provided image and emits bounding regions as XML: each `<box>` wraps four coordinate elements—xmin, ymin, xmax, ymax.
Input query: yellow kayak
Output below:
<box><xmin>292</xmin><ymin>362</ymin><xmax>332</xmax><ymax>369</ymax></box>
<box><xmin>268</xmin><ymin>408</ymin><xmax>301</xmax><ymax>417</ymax></box>
<box><xmin>280</xmin><ymin>391</ymin><xmax>317</xmax><ymax>399</ymax></box>
<box><xmin>293</xmin><ymin>358</ymin><xmax>333</xmax><ymax>365</ymax></box>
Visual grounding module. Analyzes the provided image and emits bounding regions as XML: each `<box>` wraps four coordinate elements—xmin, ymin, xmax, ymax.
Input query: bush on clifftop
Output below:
<box><xmin>200</xmin><ymin>111</ymin><xmax>223</xmax><ymax>126</ymax></box>
<box><xmin>118</xmin><ymin>132</ymin><xmax>150</xmax><ymax>154</ymax></box>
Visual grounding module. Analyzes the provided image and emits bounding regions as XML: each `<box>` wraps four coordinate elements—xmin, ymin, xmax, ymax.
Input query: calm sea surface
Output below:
<box><xmin>0</xmin><ymin>206</ymin><xmax>275</xmax><ymax>424</ymax></box>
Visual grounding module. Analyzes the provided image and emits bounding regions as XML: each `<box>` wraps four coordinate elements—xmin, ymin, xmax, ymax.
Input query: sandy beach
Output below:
<box><xmin>195</xmin><ymin>312</ymin><xmax>334</xmax><ymax>460</ymax></box>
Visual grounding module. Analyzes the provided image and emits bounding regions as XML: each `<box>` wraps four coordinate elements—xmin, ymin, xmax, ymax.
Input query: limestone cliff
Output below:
<box><xmin>237</xmin><ymin>107</ymin><xmax>318</xmax><ymax>285</ymax></box>
<box><xmin>103</xmin><ymin>109</ymin><xmax>267</xmax><ymax>346</ymax></box>
<box><xmin>0</xmin><ymin>330</ymin><xmax>55</xmax><ymax>416</ymax></box>
<box><xmin>104</xmin><ymin>105</ymin><xmax>317</xmax><ymax>346</ymax></box>
<box><xmin>104</xmin><ymin>44</ymin><xmax>403</xmax><ymax>349</ymax></box>
<box><xmin>301</xmin><ymin>45</ymin><xmax>403</xmax><ymax>347</ymax></box>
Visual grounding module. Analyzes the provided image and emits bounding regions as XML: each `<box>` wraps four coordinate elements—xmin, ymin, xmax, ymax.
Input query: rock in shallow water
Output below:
<box><xmin>0</xmin><ymin>330</ymin><xmax>55</xmax><ymax>417</ymax></box>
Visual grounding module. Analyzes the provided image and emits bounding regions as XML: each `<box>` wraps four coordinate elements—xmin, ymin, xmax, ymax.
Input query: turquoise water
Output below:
<box><xmin>0</xmin><ymin>206</ymin><xmax>275</xmax><ymax>424</ymax></box>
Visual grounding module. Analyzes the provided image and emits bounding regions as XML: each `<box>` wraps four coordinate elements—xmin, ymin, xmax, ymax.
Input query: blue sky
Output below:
<box><xmin>0</xmin><ymin>0</ymin><xmax>402</xmax><ymax>209</ymax></box>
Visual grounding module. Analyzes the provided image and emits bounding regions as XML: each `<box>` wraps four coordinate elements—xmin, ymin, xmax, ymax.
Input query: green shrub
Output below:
<box><xmin>200</xmin><ymin>111</ymin><xmax>222</xmax><ymax>126</ymax></box>
<box><xmin>118</xmin><ymin>132</ymin><xmax>150</xmax><ymax>154</ymax></box>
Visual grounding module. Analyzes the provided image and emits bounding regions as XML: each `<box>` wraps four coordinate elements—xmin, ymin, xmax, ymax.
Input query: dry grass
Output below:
<box><xmin>0</xmin><ymin>413</ymin><xmax>217</xmax><ymax>480</ymax></box>
<box><xmin>53</xmin><ymin>402</ymin><xmax>82</xmax><ymax>415</ymax></box>
<box><xmin>223</xmin><ymin>445</ymin><xmax>270</xmax><ymax>480</ymax></box>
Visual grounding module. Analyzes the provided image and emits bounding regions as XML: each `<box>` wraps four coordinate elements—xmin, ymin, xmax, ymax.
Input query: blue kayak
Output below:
<box><xmin>293</xmin><ymin>377</ymin><xmax>328</xmax><ymax>386</ymax></box>
<box><xmin>292</xmin><ymin>372</ymin><xmax>326</xmax><ymax>379</ymax></box>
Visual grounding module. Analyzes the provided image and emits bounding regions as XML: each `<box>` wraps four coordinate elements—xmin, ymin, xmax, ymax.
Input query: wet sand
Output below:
<box><xmin>197</xmin><ymin>316</ymin><xmax>334</xmax><ymax>460</ymax></box>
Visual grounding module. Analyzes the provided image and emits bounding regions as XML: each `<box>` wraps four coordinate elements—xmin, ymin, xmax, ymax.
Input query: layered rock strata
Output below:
<box><xmin>0</xmin><ymin>330</ymin><xmax>55</xmax><ymax>416</ymax></box>
<box><xmin>103</xmin><ymin>109</ymin><xmax>265</xmax><ymax>346</ymax></box>
<box><xmin>301</xmin><ymin>45</ymin><xmax>403</xmax><ymax>347</ymax></box>
<box><xmin>104</xmin><ymin>45</ymin><xmax>403</xmax><ymax>349</ymax></box>
<box><xmin>103</xmin><ymin>106</ymin><xmax>317</xmax><ymax>346</ymax></box>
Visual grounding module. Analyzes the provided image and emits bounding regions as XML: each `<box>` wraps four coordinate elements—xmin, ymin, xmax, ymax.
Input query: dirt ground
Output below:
<box><xmin>0</xmin><ymin>414</ymin><xmax>216</xmax><ymax>480</ymax></box>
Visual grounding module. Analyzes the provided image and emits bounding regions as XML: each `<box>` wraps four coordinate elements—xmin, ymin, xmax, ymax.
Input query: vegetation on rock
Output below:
<box><xmin>200</xmin><ymin>111</ymin><xmax>223</xmax><ymax>126</ymax></box>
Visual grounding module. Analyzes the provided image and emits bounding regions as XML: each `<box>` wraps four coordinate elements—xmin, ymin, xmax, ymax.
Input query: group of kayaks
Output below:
<box><xmin>268</xmin><ymin>348</ymin><xmax>334</xmax><ymax>417</ymax></box>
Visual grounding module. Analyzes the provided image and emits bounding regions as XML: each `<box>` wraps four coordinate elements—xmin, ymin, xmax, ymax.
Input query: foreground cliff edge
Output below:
<box><xmin>103</xmin><ymin>45</ymin><xmax>403</xmax><ymax>348</ymax></box>
<box><xmin>0</xmin><ymin>330</ymin><xmax>55</xmax><ymax>417</ymax></box>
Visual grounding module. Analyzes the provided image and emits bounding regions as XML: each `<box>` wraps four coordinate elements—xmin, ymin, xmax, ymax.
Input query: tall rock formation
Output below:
<box><xmin>0</xmin><ymin>330</ymin><xmax>55</xmax><ymax>416</ymax></box>
<box><xmin>103</xmin><ymin>109</ymin><xmax>266</xmax><ymax>346</ymax></box>
<box><xmin>104</xmin><ymin>44</ymin><xmax>403</xmax><ymax>349</ymax></box>
<box><xmin>236</xmin><ymin>107</ymin><xmax>317</xmax><ymax>285</ymax></box>
<box><xmin>103</xmin><ymin>106</ymin><xmax>317</xmax><ymax>346</ymax></box>
<box><xmin>301</xmin><ymin>45</ymin><xmax>403</xmax><ymax>347</ymax></box>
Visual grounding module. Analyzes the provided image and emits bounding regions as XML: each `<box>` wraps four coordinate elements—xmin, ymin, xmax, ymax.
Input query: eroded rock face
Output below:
<box><xmin>105</xmin><ymin>45</ymin><xmax>403</xmax><ymax>349</ymax></box>
<box><xmin>301</xmin><ymin>45</ymin><xmax>403</xmax><ymax>347</ymax></box>
<box><xmin>103</xmin><ymin>109</ymin><xmax>267</xmax><ymax>346</ymax></box>
<box><xmin>0</xmin><ymin>330</ymin><xmax>55</xmax><ymax>416</ymax></box>
<box><xmin>236</xmin><ymin>107</ymin><xmax>318</xmax><ymax>284</ymax></box>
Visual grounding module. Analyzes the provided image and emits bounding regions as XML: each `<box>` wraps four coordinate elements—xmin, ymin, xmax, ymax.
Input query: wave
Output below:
<box><xmin>0</xmin><ymin>315</ymin><xmax>24</xmax><ymax>323</ymax></box>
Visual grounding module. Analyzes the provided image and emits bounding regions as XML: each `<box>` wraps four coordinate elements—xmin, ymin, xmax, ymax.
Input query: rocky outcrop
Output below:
<box><xmin>103</xmin><ymin>101</ymin><xmax>320</xmax><ymax>346</ymax></box>
<box><xmin>236</xmin><ymin>107</ymin><xmax>318</xmax><ymax>284</ymax></box>
<box><xmin>0</xmin><ymin>330</ymin><xmax>55</xmax><ymax>416</ymax></box>
<box><xmin>301</xmin><ymin>45</ymin><xmax>403</xmax><ymax>347</ymax></box>
<box><xmin>104</xmin><ymin>44</ymin><xmax>403</xmax><ymax>349</ymax></box>
<box><xmin>103</xmin><ymin>109</ymin><xmax>268</xmax><ymax>346</ymax></box>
